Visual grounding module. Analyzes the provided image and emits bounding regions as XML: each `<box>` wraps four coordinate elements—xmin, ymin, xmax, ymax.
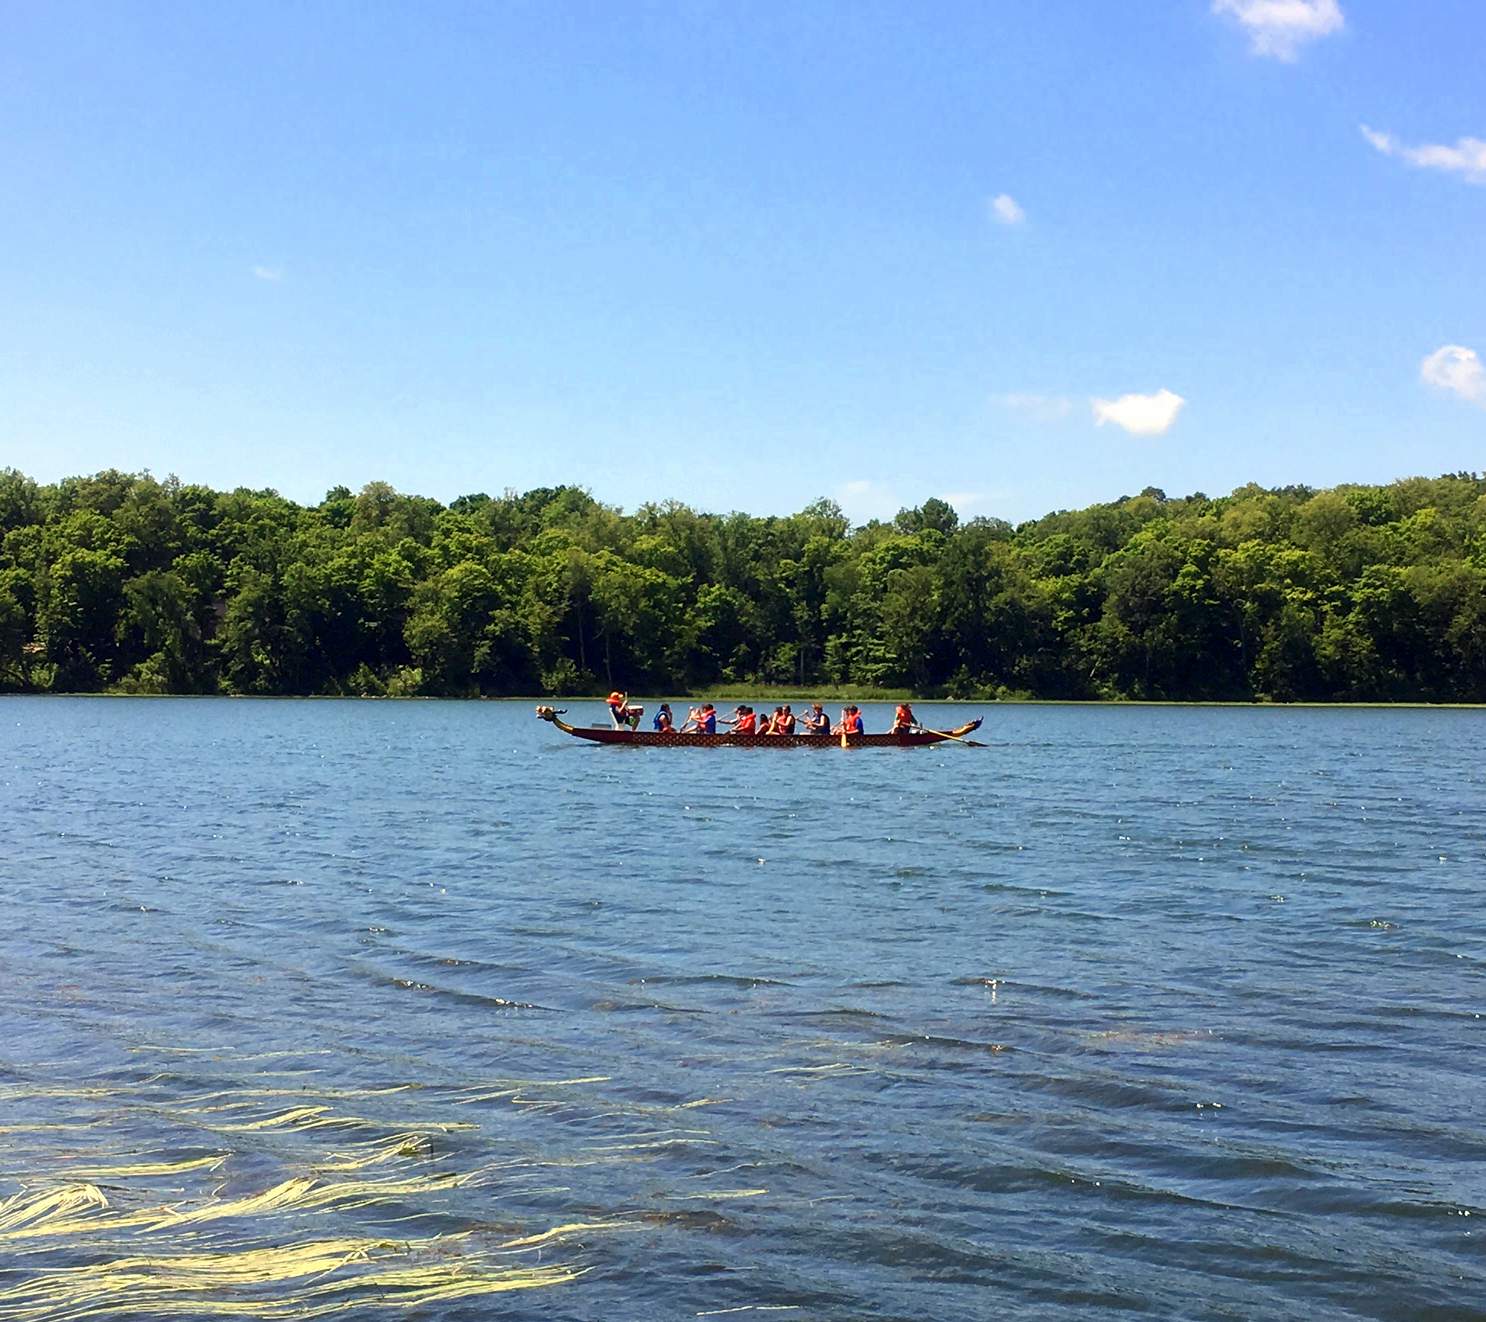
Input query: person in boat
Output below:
<box><xmin>772</xmin><ymin>704</ymin><xmax>795</xmax><ymax>735</ymax></box>
<box><xmin>803</xmin><ymin>702</ymin><xmax>829</xmax><ymax>735</ymax></box>
<box><xmin>833</xmin><ymin>704</ymin><xmax>864</xmax><ymax>736</ymax></box>
<box><xmin>653</xmin><ymin>703</ymin><xmax>674</xmax><ymax>732</ymax></box>
<box><xmin>728</xmin><ymin>705</ymin><xmax>757</xmax><ymax>735</ymax></box>
<box><xmin>756</xmin><ymin>709</ymin><xmax>773</xmax><ymax>735</ymax></box>
<box><xmin>679</xmin><ymin>703</ymin><xmax>717</xmax><ymax>734</ymax></box>
<box><xmin>606</xmin><ymin>691</ymin><xmax>641</xmax><ymax>729</ymax></box>
<box><xmin>890</xmin><ymin>702</ymin><xmax>916</xmax><ymax>734</ymax></box>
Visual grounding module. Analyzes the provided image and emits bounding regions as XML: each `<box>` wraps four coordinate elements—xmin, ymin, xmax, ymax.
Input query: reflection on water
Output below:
<box><xmin>2</xmin><ymin>697</ymin><xmax>1483</xmax><ymax>1320</ymax></box>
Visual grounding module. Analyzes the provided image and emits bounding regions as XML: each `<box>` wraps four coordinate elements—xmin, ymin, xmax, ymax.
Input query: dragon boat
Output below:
<box><xmin>535</xmin><ymin>705</ymin><xmax>984</xmax><ymax>747</ymax></box>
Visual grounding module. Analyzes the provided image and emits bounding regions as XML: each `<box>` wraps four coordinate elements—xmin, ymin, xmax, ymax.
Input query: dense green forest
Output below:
<box><xmin>1</xmin><ymin>467</ymin><xmax>1484</xmax><ymax>702</ymax></box>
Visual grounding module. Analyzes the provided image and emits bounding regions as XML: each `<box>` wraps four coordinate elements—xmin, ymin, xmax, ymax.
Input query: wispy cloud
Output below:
<box><xmin>1420</xmin><ymin>345</ymin><xmax>1486</xmax><ymax>407</ymax></box>
<box><xmin>996</xmin><ymin>392</ymin><xmax>1072</xmax><ymax>423</ymax></box>
<box><xmin>836</xmin><ymin>479</ymin><xmax>899</xmax><ymax>524</ymax></box>
<box><xmin>1092</xmin><ymin>388</ymin><xmax>1186</xmax><ymax>437</ymax></box>
<box><xmin>252</xmin><ymin>265</ymin><xmax>284</xmax><ymax>282</ymax></box>
<box><xmin>1213</xmin><ymin>0</ymin><xmax>1343</xmax><ymax>61</ymax></box>
<box><xmin>989</xmin><ymin>193</ymin><xmax>1025</xmax><ymax>226</ymax></box>
<box><xmin>1361</xmin><ymin>125</ymin><xmax>1486</xmax><ymax>185</ymax></box>
<box><xmin>941</xmin><ymin>491</ymin><xmax>986</xmax><ymax>513</ymax></box>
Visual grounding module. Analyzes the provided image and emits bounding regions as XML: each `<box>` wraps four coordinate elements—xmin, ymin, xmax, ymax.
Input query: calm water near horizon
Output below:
<box><xmin>2</xmin><ymin>697</ymin><xmax>1483</xmax><ymax>1320</ymax></box>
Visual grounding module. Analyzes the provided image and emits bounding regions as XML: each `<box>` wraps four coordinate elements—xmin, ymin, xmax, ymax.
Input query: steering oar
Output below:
<box><xmin>911</xmin><ymin>722</ymin><xmax>988</xmax><ymax>748</ymax></box>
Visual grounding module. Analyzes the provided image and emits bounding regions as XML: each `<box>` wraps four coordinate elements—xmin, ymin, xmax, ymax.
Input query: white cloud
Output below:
<box><xmin>989</xmin><ymin>193</ymin><xmax>1025</xmax><ymax>226</ymax></box>
<box><xmin>252</xmin><ymin>265</ymin><xmax>284</xmax><ymax>282</ymax></box>
<box><xmin>996</xmin><ymin>392</ymin><xmax>1072</xmax><ymax>422</ymax></box>
<box><xmin>940</xmin><ymin>491</ymin><xmax>986</xmax><ymax>513</ymax></box>
<box><xmin>1360</xmin><ymin>125</ymin><xmax>1486</xmax><ymax>185</ymax></box>
<box><xmin>1420</xmin><ymin>345</ymin><xmax>1486</xmax><ymax>407</ymax></box>
<box><xmin>836</xmin><ymin>479</ymin><xmax>899</xmax><ymax>524</ymax></box>
<box><xmin>1213</xmin><ymin>0</ymin><xmax>1344</xmax><ymax>61</ymax></box>
<box><xmin>1092</xmin><ymin>388</ymin><xmax>1186</xmax><ymax>437</ymax></box>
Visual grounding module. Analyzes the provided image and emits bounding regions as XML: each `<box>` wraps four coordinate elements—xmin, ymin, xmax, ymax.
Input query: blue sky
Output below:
<box><xmin>2</xmin><ymin>0</ymin><xmax>1482</xmax><ymax>524</ymax></box>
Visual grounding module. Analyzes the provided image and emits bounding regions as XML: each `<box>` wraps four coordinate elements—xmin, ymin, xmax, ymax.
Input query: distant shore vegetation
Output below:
<box><xmin>1</xmin><ymin>468</ymin><xmax>1484</xmax><ymax>703</ymax></box>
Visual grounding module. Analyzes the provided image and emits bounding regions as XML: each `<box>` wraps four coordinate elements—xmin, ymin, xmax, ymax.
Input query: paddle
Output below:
<box><xmin>911</xmin><ymin>722</ymin><xmax>988</xmax><ymax>748</ymax></box>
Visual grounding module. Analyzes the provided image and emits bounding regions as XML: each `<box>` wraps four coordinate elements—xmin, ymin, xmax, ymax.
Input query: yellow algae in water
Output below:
<box><xmin>0</xmin><ymin>1184</ymin><xmax>110</xmax><ymax>1234</ymax></box>
<box><xmin>158</xmin><ymin>1176</ymin><xmax>321</xmax><ymax>1227</ymax></box>
<box><xmin>314</xmin><ymin>1134</ymin><xmax>431</xmax><ymax>1171</ymax></box>
<box><xmin>60</xmin><ymin>1154</ymin><xmax>228</xmax><ymax>1180</ymax></box>
<box><xmin>2</xmin><ymin>1201</ymin><xmax>165</xmax><ymax>1243</ymax></box>
<box><xmin>181</xmin><ymin>1170</ymin><xmax>470</xmax><ymax>1224</ymax></box>
<box><xmin>0</xmin><ymin>1122</ymin><xmax>99</xmax><ymax>1135</ymax></box>
<box><xmin>2</xmin><ymin>1167</ymin><xmax>479</xmax><ymax>1243</ymax></box>
<box><xmin>176</xmin><ymin>1083</ymin><xmax>416</xmax><ymax>1110</ymax></box>
<box><xmin>0</xmin><ymin>1084</ymin><xmax>131</xmax><ymax>1102</ymax></box>
<box><xmin>200</xmin><ymin>1104</ymin><xmax>340</xmax><ymax>1131</ymax></box>
<box><xmin>664</xmin><ymin>1189</ymin><xmax>768</xmax><ymax>1201</ymax></box>
<box><xmin>453</xmin><ymin>1075</ymin><xmax>611</xmax><ymax>1105</ymax></box>
<box><xmin>177</xmin><ymin>1102</ymin><xmax>475</xmax><ymax>1136</ymax></box>
<box><xmin>496</xmin><ymin>1220</ymin><xmax>638</xmax><ymax>1250</ymax></box>
<box><xmin>0</xmin><ymin>1233</ymin><xmax>588</xmax><ymax>1318</ymax></box>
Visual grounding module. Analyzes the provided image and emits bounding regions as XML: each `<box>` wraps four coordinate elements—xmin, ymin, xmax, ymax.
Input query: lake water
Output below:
<box><xmin>2</xmin><ymin>697</ymin><xmax>1483</xmax><ymax>1321</ymax></box>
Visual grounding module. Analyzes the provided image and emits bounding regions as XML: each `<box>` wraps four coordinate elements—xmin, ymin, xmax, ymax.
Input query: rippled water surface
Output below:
<box><xmin>2</xmin><ymin>697</ymin><xmax>1484</xmax><ymax>1320</ymax></box>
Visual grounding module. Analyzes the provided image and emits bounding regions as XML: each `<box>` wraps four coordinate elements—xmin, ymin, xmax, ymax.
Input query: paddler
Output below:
<box><xmin>803</xmin><ymin>702</ymin><xmax>829</xmax><ymax>735</ymax></box>
<box><xmin>890</xmin><ymin>701</ymin><xmax>916</xmax><ymax>734</ymax></box>
<box><xmin>653</xmin><ymin>703</ymin><xmax>674</xmax><ymax>732</ymax></box>
<box><xmin>833</xmin><ymin>704</ymin><xmax>864</xmax><ymax>736</ymax></box>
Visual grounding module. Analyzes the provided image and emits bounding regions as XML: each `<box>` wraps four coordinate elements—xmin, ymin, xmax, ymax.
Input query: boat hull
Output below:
<box><xmin>566</xmin><ymin>728</ymin><xmax>960</xmax><ymax>747</ymax></box>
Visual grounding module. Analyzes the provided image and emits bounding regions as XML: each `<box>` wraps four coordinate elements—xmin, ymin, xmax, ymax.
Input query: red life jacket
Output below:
<box><xmin>735</xmin><ymin>713</ymin><xmax>756</xmax><ymax>734</ymax></box>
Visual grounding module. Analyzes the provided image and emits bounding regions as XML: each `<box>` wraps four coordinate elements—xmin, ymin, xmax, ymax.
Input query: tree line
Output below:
<box><xmin>1</xmin><ymin>467</ymin><xmax>1483</xmax><ymax>702</ymax></box>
